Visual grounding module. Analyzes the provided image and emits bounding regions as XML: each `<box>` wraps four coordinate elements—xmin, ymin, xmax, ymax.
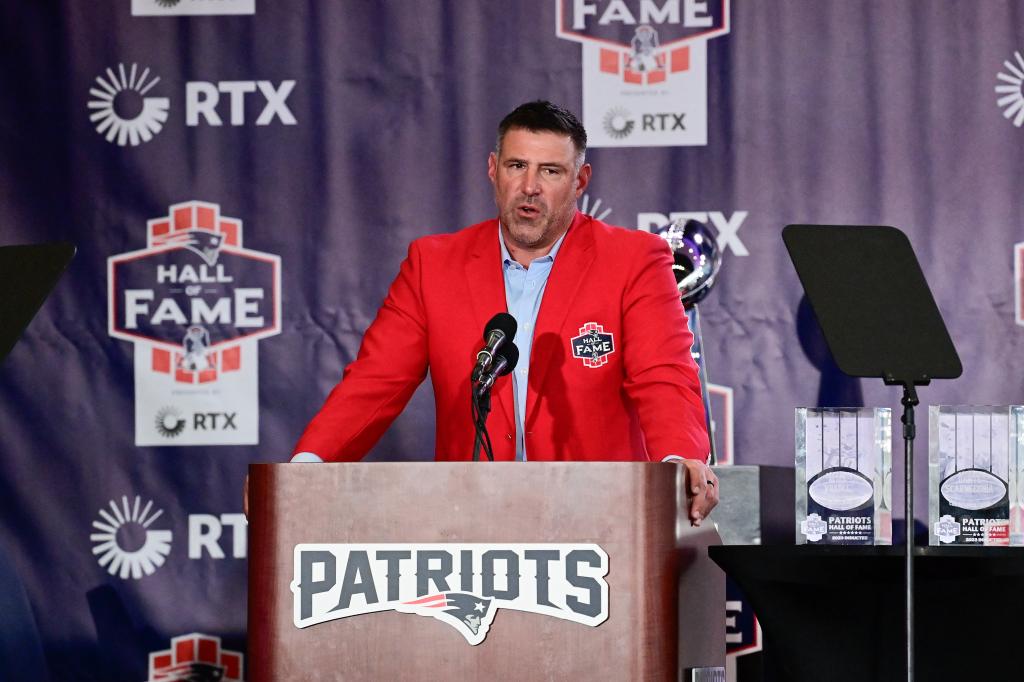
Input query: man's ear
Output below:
<box><xmin>575</xmin><ymin>163</ymin><xmax>592</xmax><ymax>197</ymax></box>
<box><xmin>487</xmin><ymin>152</ymin><xmax>498</xmax><ymax>184</ymax></box>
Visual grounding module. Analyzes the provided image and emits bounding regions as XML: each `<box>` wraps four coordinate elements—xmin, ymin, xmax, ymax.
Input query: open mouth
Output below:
<box><xmin>516</xmin><ymin>204</ymin><xmax>541</xmax><ymax>219</ymax></box>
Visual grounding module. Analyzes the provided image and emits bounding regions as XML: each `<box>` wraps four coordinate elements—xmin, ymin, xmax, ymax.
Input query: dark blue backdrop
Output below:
<box><xmin>2</xmin><ymin>1</ymin><xmax>1024</xmax><ymax>679</ymax></box>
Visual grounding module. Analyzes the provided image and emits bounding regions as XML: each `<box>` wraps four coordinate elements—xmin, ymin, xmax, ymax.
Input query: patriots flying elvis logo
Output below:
<box><xmin>401</xmin><ymin>592</ymin><xmax>496</xmax><ymax>642</ymax></box>
<box><xmin>152</xmin><ymin>226</ymin><xmax>225</xmax><ymax>267</ymax></box>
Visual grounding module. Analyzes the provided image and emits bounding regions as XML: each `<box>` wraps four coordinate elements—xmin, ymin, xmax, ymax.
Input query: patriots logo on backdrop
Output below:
<box><xmin>152</xmin><ymin>227</ymin><xmax>225</xmax><ymax>266</ymax></box>
<box><xmin>399</xmin><ymin>592</ymin><xmax>496</xmax><ymax>644</ymax></box>
<box><xmin>570</xmin><ymin>322</ymin><xmax>616</xmax><ymax>368</ymax></box>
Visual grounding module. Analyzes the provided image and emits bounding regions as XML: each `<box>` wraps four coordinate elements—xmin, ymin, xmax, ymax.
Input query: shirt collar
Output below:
<box><xmin>498</xmin><ymin>221</ymin><xmax>570</xmax><ymax>268</ymax></box>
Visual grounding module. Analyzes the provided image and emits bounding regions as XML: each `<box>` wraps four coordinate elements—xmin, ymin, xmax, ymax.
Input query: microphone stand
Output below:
<box><xmin>471</xmin><ymin>381</ymin><xmax>495</xmax><ymax>461</ymax></box>
<box><xmin>469</xmin><ymin>341</ymin><xmax>517</xmax><ymax>462</ymax></box>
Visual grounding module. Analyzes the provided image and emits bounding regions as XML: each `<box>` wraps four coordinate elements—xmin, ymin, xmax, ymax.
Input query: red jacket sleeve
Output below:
<box><xmin>291</xmin><ymin>240</ymin><xmax>430</xmax><ymax>461</ymax></box>
<box><xmin>620</xmin><ymin>234</ymin><xmax>710</xmax><ymax>461</ymax></box>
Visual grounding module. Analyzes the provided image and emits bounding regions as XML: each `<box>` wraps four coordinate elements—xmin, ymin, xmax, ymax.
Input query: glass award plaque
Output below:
<box><xmin>928</xmin><ymin>405</ymin><xmax>1022</xmax><ymax>546</ymax></box>
<box><xmin>796</xmin><ymin>408</ymin><xmax>892</xmax><ymax>545</ymax></box>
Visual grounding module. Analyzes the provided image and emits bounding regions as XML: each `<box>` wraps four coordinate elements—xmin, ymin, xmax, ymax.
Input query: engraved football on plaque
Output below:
<box><xmin>928</xmin><ymin>405</ymin><xmax>1022</xmax><ymax>546</ymax></box>
<box><xmin>795</xmin><ymin>408</ymin><xmax>892</xmax><ymax>545</ymax></box>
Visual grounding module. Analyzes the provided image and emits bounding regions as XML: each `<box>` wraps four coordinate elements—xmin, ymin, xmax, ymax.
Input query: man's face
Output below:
<box><xmin>488</xmin><ymin>128</ymin><xmax>591</xmax><ymax>254</ymax></box>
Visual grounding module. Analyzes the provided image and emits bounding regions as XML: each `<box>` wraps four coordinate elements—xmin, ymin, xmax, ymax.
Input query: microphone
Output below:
<box><xmin>471</xmin><ymin>313</ymin><xmax>517</xmax><ymax>382</ymax></box>
<box><xmin>475</xmin><ymin>341</ymin><xmax>519</xmax><ymax>397</ymax></box>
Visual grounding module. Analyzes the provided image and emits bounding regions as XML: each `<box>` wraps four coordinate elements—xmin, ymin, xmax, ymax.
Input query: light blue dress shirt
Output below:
<box><xmin>499</xmin><ymin>225</ymin><xmax>567</xmax><ymax>461</ymax></box>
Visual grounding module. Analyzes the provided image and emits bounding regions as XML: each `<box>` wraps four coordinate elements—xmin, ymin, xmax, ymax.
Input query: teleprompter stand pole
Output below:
<box><xmin>892</xmin><ymin>379</ymin><xmax>921</xmax><ymax>682</ymax></box>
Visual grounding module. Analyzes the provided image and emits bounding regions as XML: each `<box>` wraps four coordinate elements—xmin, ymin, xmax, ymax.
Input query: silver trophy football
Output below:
<box><xmin>652</xmin><ymin>218</ymin><xmax>723</xmax><ymax>463</ymax></box>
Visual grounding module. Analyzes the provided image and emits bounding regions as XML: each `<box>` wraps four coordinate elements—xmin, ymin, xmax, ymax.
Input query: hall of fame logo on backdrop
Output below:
<box><xmin>147</xmin><ymin>633</ymin><xmax>244</xmax><ymax>681</ymax></box>
<box><xmin>555</xmin><ymin>0</ymin><xmax>730</xmax><ymax>147</ymax></box>
<box><xmin>107</xmin><ymin>201</ymin><xmax>281</xmax><ymax>445</ymax></box>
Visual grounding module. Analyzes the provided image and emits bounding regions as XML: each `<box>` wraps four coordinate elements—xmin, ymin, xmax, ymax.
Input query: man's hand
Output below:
<box><xmin>243</xmin><ymin>474</ymin><xmax>249</xmax><ymax>519</ymax></box>
<box><xmin>678</xmin><ymin>458</ymin><xmax>719</xmax><ymax>526</ymax></box>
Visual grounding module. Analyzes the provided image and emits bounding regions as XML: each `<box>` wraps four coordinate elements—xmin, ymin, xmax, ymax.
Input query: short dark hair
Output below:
<box><xmin>496</xmin><ymin>100</ymin><xmax>587</xmax><ymax>162</ymax></box>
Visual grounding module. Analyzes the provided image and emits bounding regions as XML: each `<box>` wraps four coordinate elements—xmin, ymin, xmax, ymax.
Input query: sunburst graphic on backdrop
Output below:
<box><xmin>90</xmin><ymin>495</ymin><xmax>172</xmax><ymax>580</ymax></box>
<box><xmin>602</xmin><ymin>107</ymin><xmax>634</xmax><ymax>140</ymax></box>
<box><xmin>580</xmin><ymin>194</ymin><xmax>612</xmax><ymax>221</ymax></box>
<box><xmin>87</xmin><ymin>63</ymin><xmax>169</xmax><ymax>147</ymax></box>
<box><xmin>155</xmin><ymin>406</ymin><xmax>186</xmax><ymax>438</ymax></box>
<box><xmin>996</xmin><ymin>51</ymin><xmax>1024</xmax><ymax>127</ymax></box>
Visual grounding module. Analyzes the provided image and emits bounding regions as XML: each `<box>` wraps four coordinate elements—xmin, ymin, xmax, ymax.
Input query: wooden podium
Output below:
<box><xmin>248</xmin><ymin>462</ymin><xmax>723</xmax><ymax>680</ymax></box>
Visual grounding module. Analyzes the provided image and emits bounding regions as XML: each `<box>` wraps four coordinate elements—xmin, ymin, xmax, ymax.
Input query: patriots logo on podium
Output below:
<box><xmin>398</xmin><ymin>592</ymin><xmax>496</xmax><ymax>645</ymax></box>
<box><xmin>570</xmin><ymin>322</ymin><xmax>616</xmax><ymax>368</ymax></box>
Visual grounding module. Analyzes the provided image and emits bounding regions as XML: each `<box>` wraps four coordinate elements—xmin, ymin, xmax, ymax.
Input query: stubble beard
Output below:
<box><xmin>500</xmin><ymin>197</ymin><xmax>575</xmax><ymax>251</ymax></box>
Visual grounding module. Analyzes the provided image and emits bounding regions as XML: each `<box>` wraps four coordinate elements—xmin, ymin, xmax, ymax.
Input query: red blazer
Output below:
<box><xmin>293</xmin><ymin>212</ymin><xmax>709</xmax><ymax>462</ymax></box>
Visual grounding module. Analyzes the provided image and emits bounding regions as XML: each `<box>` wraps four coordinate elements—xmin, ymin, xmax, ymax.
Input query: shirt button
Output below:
<box><xmin>523</xmin><ymin>322</ymin><xmax>532</xmax><ymax>331</ymax></box>
<box><xmin>518</xmin><ymin>369</ymin><xmax>527</xmax><ymax>376</ymax></box>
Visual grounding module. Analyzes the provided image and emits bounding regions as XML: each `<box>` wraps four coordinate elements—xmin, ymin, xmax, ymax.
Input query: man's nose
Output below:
<box><xmin>521</xmin><ymin>168</ymin><xmax>541</xmax><ymax>196</ymax></box>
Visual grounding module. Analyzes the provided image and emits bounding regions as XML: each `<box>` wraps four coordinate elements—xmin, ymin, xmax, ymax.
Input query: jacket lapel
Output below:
<box><xmin>525</xmin><ymin>212</ymin><xmax>595</xmax><ymax>426</ymax></box>
<box><xmin>462</xmin><ymin>220</ymin><xmax>516</xmax><ymax>436</ymax></box>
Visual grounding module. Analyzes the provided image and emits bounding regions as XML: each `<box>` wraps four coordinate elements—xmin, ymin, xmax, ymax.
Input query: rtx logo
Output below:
<box><xmin>193</xmin><ymin>412</ymin><xmax>238</xmax><ymax>430</ymax></box>
<box><xmin>186</xmin><ymin>80</ymin><xmax>296</xmax><ymax>127</ymax></box>
<box><xmin>153</xmin><ymin>408</ymin><xmax>238</xmax><ymax>439</ymax></box>
<box><xmin>151</xmin><ymin>405</ymin><xmax>237</xmax><ymax>438</ymax></box>
<box><xmin>90</xmin><ymin>494</ymin><xmax>248</xmax><ymax>581</ymax></box>
<box><xmin>638</xmin><ymin>211</ymin><xmax>749</xmax><ymax>256</ymax></box>
<box><xmin>89</xmin><ymin>63</ymin><xmax>297</xmax><ymax>146</ymax></box>
<box><xmin>641</xmin><ymin>112</ymin><xmax>685</xmax><ymax>131</ymax></box>
<box><xmin>189</xmin><ymin>514</ymin><xmax>247</xmax><ymax>559</ymax></box>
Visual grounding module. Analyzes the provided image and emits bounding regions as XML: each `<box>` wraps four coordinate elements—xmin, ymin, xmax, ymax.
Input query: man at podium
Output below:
<box><xmin>291</xmin><ymin>101</ymin><xmax>718</xmax><ymax>524</ymax></box>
